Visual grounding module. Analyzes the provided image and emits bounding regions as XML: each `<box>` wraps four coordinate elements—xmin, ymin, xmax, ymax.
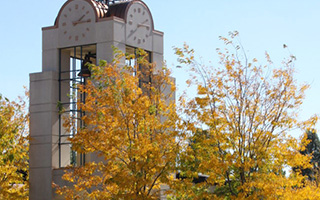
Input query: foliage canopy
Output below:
<box><xmin>55</xmin><ymin>32</ymin><xmax>320</xmax><ymax>199</ymax></box>
<box><xmin>171</xmin><ymin>32</ymin><xmax>320</xmax><ymax>199</ymax></box>
<box><xmin>0</xmin><ymin>94</ymin><xmax>29</xmax><ymax>199</ymax></box>
<box><xmin>56</xmin><ymin>49</ymin><xmax>181</xmax><ymax>199</ymax></box>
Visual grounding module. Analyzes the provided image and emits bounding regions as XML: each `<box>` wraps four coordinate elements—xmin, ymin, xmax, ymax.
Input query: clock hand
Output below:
<box><xmin>73</xmin><ymin>15</ymin><xmax>86</xmax><ymax>26</ymax></box>
<box><xmin>78</xmin><ymin>14</ymin><xmax>86</xmax><ymax>21</ymax></box>
<box><xmin>138</xmin><ymin>23</ymin><xmax>150</xmax><ymax>29</ymax></box>
<box><xmin>73</xmin><ymin>19</ymin><xmax>91</xmax><ymax>26</ymax></box>
<box><xmin>138</xmin><ymin>19</ymin><xmax>150</xmax><ymax>29</ymax></box>
<box><xmin>138</xmin><ymin>23</ymin><xmax>150</xmax><ymax>31</ymax></box>
<box><xmin>127</xmin><ymin>28</ymin><xmax>138</xmax><ymax>38</ymax></box>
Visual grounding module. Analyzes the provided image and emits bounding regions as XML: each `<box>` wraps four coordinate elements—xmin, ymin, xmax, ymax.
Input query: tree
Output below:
<box><xmin>55</xmin><ymin>49</ymin><xmax>181</xmax><ymax>199</ymax></box>
<box><xmin>298</xmin><ymin>130</ymin><xmax>320</xmax><ymax>184</ymax></box>
<box><xmin>0</xmin><ymin>93</ymin><xmax>29</xmax><ymax>199</ymax></box>
<box><xmin>172</xmin><ymin>31</ymin><xmax>320</xmax><ymax>199</ymax></box>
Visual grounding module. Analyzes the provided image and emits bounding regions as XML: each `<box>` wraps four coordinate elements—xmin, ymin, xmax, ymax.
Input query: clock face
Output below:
<box><xmin>126</xmin><ymin>2</ymin><xmax>153</xmax><ymax>47</ymax></box>
<box><xmin>58</xmin><ymin>0</ymin><xmax>95</xmax><ymax>43</ymax></box>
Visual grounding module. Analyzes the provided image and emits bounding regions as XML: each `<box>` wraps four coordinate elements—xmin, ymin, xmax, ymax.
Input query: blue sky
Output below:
<box><xmin>1</xmin><ymin>0</ymin><xmax>320</xmax><ymax>135</ymax></box>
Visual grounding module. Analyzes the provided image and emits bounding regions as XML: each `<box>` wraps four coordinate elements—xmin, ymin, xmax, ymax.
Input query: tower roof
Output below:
<box><xmin>106</xmin><ymin>1</ymin><xmax>131</xmax><ymax>19</ymax></box>
<box><xmin>92</xmin><ymin>0</ymin><xmax>109</xmax><ymax>18</ymax></box>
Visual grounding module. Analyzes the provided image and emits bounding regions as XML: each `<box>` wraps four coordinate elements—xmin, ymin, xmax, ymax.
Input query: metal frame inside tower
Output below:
<box><xmin>58</xmin><ymin>44</ymin><xmax>96</xmax><ymax>168</ymax></box>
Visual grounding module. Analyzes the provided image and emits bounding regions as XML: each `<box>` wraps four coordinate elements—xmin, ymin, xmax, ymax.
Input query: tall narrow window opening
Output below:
<box><xmin>58</xmin><ymin>44</ymin><xmax>96</xmax><ymax>168</ymax></box>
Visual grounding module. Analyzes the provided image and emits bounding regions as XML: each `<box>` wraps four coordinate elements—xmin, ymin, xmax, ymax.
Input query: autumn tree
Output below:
<box><xmin>0</xmin><ymin>94</ymin><xmax>29</xmax><ymax>199</ymax></box>
<box><xmin>172</xmin><ymin>32</ymin><xmax>320</xmax><ymax>199</ymax></box>
<box><xmin>55</xmin><ymin>49</ymin><xmax>181</xmax><ymax>199</ymax></box>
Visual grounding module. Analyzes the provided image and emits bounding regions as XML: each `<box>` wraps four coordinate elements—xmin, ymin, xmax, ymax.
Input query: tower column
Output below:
<box><xmin>29</xmin><ymin>71</ymin><xmax>59</xmax><ymax>200</ymax></box>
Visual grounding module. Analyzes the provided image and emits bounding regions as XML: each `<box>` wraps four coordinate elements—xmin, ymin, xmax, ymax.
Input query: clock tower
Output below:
<box><xmin>29</xmin><ymin>0</ymin><xmax>165</xmax><ymax>199</ymax></box>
